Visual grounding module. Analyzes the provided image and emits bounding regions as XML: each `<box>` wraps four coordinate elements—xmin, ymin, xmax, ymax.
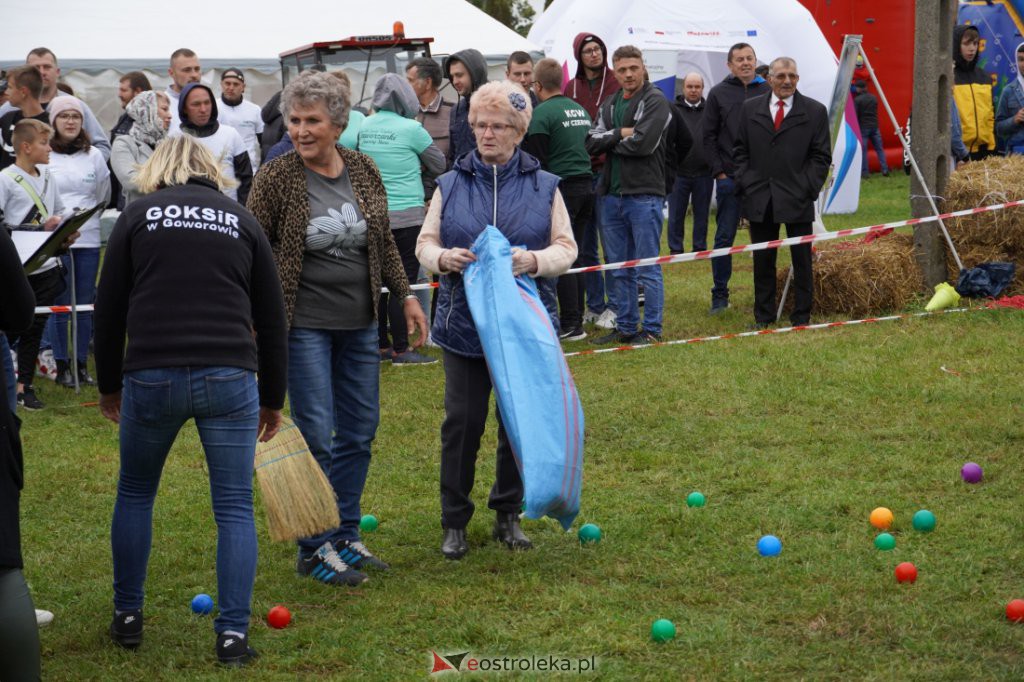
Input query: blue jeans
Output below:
<box><xmin>667</xmin><ymin>175</ymin><xmax>714</xmax><ymax>252</ymax></box>
<box><xmin>1</xmin><ymin>335</ymin><xmax>14</xmax><ymax>412</ymax></box>
<box><xmin>50</xmin><ymin>248</ymin><xmax>100</xmax><ymax>363</ymax></box>
<box><xmin>288</xmin><ymin>325</ymin><xmax>380</xmax><ymax>555</ymax></box>
<box><xmin>860</xmin><ymin>127</ymin><xmax>889</xmax><ymax>175</ymax></box>
<box><xmin>600</xmin><ymin>194</ymin><xmax>665</xmax><ymax>335</ymax></box>
<box><xmin>111</xmin><ymin>366</ymin><xmax>259</xmax><ymax>634</ymax></box>
<box><xmin>581</xmin><ymin>173</ymin><xmax>618</xmax><ymax>315</ymax></box>
<box><xmin>711</xmin><ymin>176</ymin><xmax>741</xmax><ymax>303</ymax></box>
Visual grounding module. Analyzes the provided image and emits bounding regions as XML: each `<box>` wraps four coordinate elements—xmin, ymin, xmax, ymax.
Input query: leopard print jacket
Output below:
<box><xmin>247</xmin><ymin>146</ymin><xmax>411</xmax><ymax>326</ymax></box>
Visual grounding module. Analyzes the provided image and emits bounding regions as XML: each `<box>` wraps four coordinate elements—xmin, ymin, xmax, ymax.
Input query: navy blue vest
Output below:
<box><xmin>432</xmin><ymin>149</ymin><xmax>560</xmax><ymax>357</ymax></box>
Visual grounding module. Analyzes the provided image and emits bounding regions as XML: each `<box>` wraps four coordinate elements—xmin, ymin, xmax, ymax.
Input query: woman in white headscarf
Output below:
<box><xmin>110</xmin><ymin>90</ymin><xmax>172</xmax><ymax>206</ymax></box>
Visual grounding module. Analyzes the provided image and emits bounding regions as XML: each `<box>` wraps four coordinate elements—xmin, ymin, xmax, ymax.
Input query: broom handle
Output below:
<box><xmin>858</xmin><ymin>45</ymin><xmax>964</xmax><ymax>271</ymax></box>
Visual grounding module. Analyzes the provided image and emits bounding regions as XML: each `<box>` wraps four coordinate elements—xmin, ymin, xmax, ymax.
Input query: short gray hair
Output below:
<box><xmin>280</xmin><ymin>70</ymin><xmax>351</xmax><ymax>131</ymax></box>
<box><xmin>768</xmin><ymin>57</ymin><xmax>798</xmax><ymax>75</ymax></box>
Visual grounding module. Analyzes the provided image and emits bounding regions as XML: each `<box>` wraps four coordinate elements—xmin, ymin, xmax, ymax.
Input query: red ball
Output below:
<box><xmin>267</xmin><ymin>605</ymin><xmax>291</xmax><ymax>629</ymax></box>
<box><xmin>1007</xmin><ymin>599</ymin><xmax>1024</xmax><ymax>623</ymax></box>
<box><xmin>895</xmin><ymin>562</ymin><xmax>918</xmax><ymax>584</ymax></box>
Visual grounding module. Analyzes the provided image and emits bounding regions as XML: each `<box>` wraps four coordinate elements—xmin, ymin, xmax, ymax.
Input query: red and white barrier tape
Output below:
<box><xmin>564</xmin><ymin>199</ymin><xmax>1024</xmax><ymax>276</ymax></box>
<box><xmin>34</xmin><ymin>304</ymin><xmax>94</xmax><ymax>314</ymax></box>
<box><xmin>564</xmin><ymin>307</ymin><xmax>984</xmax><ymax>358</ymax></box>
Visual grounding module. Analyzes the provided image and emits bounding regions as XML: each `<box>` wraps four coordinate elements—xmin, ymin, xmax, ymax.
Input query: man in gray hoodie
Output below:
<box><xmin>442</xmin><ymin>49</ymin><xmax>489</xmax><ymax>164</ymax></box>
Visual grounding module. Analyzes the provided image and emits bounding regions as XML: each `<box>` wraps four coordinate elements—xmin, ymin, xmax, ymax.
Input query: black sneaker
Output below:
<box><xmin>216</xmin><ymin>632</ymin><xmax>259</xmax><ymax>667</ymax></box>
<box><xmin>296</xmin><ymin>542</ymin><xmax>368</xmax><ymax>586</ymax></box>
<box><xmin>110</xmin><ymin>609</ymin><xmax>143</xmax><ymax>649</ymax></box>
<box><xmin>558</xmin><ymin>326</ymin><xmax>587</xmax><ymax>342</ymax></box>
<box><xmin>17</xmin><ymin>385</ymin><xmax>44</xmax><ymax>410</ymax></box>
<box><xmin>55</xmin><ymin>360</ymin><xmax>75</xmax><ymax>388</ymax></box>
<box><xmin>77</xmin><ymin>365</ymin><xmax>97</xmax><ymax>386</ymax></box>
<box><xmin>590</xmin><ymin>330</ymin><xmax>638</xmax><ymax>345</ymax></box>
<box><xmin>709</xmin><ymin>300</ymin><xmax>730</xmax><ymax>315</ymax></box>
<box><xmin>639</xmin><ymin>331</ymin><xmax>662</xmax><ymax>343</ymax></box>
<box><xmin>335</xmin><ymin>539</ymin><xmax>390</xmax><ymax>571</ymax></box>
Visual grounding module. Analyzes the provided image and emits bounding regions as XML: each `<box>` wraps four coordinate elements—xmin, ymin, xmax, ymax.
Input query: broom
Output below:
<box><xmin>254</xmin><ymin>416</ymin><xmax>339</xmax><ymax>542</ymax></box>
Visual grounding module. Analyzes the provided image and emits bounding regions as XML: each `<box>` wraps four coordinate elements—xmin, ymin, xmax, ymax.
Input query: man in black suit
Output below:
<box><xmin>734</xmin><ymin>57</ymin><xmax>831</xmax><ymax>327</ymax></box>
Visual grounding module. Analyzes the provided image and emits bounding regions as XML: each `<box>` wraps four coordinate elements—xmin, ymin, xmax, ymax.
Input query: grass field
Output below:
<box><xmin>19</xmin><ymin>173</ymin><xmax>1024</xmax><ymax>679</ymax></box>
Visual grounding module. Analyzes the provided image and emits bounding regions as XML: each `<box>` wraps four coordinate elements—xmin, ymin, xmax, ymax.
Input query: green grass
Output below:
<box><xmin>20</xmin><ymin>172</ymin><xmax>1024</xmax><ymax>679</ymax></box>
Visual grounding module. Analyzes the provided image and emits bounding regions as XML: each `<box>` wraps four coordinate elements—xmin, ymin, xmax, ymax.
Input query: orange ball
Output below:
<box><xmin>895</xmin><ymin>562</ymin><xmax>918</xmax><ymax>583</ymax></box>
<box><xmin>1007</xmin><ymin>599</ymin><xmax>1024</xmax><ymax>622</ymax></box>
<box><xmin>870</xmin><ymin>507</ymin><xmax>894</xmax><ymax>530</ymax></box>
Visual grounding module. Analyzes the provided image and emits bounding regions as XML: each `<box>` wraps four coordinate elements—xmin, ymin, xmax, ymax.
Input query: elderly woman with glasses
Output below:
<box><xmin>416</xmin><ymin>80</ymin><xmax>577</xmax><ymax>560</ymax></box>
<box><xmin>247</xmin><ymin>70</ymin><xmax>427</xmax><ymax>586</ymax></box>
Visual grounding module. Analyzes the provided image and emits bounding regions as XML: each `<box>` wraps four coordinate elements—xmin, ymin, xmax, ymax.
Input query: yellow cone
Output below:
<box><xmin>925</xmin><ymin>282</ymin><xmax>961</xmax><ymax>312</ymax></box>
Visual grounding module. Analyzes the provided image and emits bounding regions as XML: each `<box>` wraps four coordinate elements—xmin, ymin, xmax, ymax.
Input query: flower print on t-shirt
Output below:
<box><xmin>305</xmin><ymin>202</ymin><xmax>368</xmax><ymax>257</ymax></box>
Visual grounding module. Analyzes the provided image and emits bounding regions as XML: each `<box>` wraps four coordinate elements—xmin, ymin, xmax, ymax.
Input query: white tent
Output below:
<box><xmin>2</xmin><ymin>0</ymin><xmax>540</xmax><ymax>131</ymax></box>
<box><xmin>528</xmin><ymin>0</ymin><xmax>862</xmax><ymax>213</ymax></box>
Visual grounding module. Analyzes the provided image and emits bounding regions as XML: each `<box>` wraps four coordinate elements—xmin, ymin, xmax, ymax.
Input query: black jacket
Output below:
<box><xmin>178</xmin><ymin>83</ymin><xmax>254</xmax><ymax>204</ymax></box>
<box><xmin>674</xmin><ymin>96</ymin><xmax>711</xmax><ymax>177</ymax></box>
<box><xmin>0</xmin><ymin>226</ymin><xmax>34</xmax><ymax>570</ymax></box>
<box><xmin>94</xmin><ymin>177</ymin><xmax>288</xmax><ymax>409</ymax></box>
<box><xmin>702</xmin><ymin>75</ymin><xmax>770</xmax><ymax>178</ymax></box>
<box><xmin>443</xmin><ymin>49</ymin><xmax>489</xmax><ymax>165</ymax></box>
<box><xmin>854</xmin><ymin>91</ymin><xmax>879</xmax><ymax>131</ymax></box>
<box><xmin>260</xmin><ymin>90</ymin><xmax>285</xmax><ymax>162</ymax></box>
<box><xmin>664</xmin><ymin>104</ymin><xmax>694</xmax><ymax>192</ymax></box>
<box><xmin>734</xmin><ymin>91</ymin><xmax>832</xmax><ymax>224</ymax></box>
<box><xmin>585</xmin><ymin>82</ymin><xmax>672</xmax><ymax>197</ymax></box>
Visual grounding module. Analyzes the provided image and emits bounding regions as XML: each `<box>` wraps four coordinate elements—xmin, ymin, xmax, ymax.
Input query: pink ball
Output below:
<box><xmin>961</xmin><ymin>462</ymin><xmax>983</xmax><ymax>484</ymax></box>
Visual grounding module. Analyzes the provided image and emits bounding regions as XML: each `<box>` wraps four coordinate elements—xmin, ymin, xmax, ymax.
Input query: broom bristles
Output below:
<box><xmin>254</xmin><ymin>418</ymin><xmax>339</xmax><ymax>542</ymax></box>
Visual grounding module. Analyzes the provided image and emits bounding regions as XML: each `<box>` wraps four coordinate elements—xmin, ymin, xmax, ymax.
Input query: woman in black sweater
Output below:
<box><xmin>0</xmin><ymin>224</ymin><xmax>40</xmax><ymax>681</ymax></box>
<box><xmin>93</xmin><ymin>135</ymin><xmax>288</xmax><ymax>667</ymax></box>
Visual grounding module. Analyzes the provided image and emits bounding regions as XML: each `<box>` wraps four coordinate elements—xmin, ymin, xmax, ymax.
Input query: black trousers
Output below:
<box><xmin>6</xmin><ymin>266</ymin><xmax>64</xmax><ymax>386</ymax></box>
<box><xmin>0</xmin><ymin>568</ymin><xmax>41</xmax><ymax>682</ymax></box>
<box><xmin>378</xmin><ymin>225</ymin><xmax>422</xmax><ymax>354</ymax></box>
<box><xmin>556</xmin><ymin>177</ymin><xmax>595</xmax><ymax>330</ymax></box>
<box><xmin>749</xmin><ymin>203</ymin><xmax>813</xmax><ymax>325</ymax></box>
<box><xmin>439</xmin><ymin>350</ymin><xmax>523</xmax><ymax>530</ymax></box>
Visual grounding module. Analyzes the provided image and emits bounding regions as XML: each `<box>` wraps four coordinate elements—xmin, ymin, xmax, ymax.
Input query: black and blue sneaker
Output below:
<box><xmin>297</xmin><ymin>542</ymin><xmax>368</xmax><ymax>586</ymax></box>
<box><xmin>335</xmin><ymin>539</ymin><xmax>390</xmax><ymax>571</ymax></box>
<box><xmin>217</xmin><ymin>632</ymin><xmax>259</xmax><ymax>667</ymax></box>
<box><xmin>110</xmin><ymin>609</ymin><xmax>143</xmax><ymax>650</ymax></box>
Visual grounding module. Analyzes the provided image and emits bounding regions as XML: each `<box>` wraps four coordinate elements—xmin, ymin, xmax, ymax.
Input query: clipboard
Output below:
<box><xmin>10</xmin><ymin>204</ymin><xmax>106</xmax><ymax>274</ymax></box>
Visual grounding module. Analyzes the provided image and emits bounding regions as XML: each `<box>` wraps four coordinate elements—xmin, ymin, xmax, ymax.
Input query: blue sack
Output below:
<box><xmin>464</xmin><ymin>226</ymin><xmax>584</xmax><ymax>530</ymax></box>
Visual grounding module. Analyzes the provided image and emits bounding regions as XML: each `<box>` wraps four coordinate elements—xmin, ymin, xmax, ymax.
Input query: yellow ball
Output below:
<box><xmin>870</xmin><ymin>507</ymin><xmax>894</xmax><ymax>530</ymax></box>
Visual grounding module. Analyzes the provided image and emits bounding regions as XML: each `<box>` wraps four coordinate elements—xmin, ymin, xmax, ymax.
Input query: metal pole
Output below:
<box><xmin>69</xmin><ymin>253</ymin><xmax>79</xmax><ymax>392</ymax></box>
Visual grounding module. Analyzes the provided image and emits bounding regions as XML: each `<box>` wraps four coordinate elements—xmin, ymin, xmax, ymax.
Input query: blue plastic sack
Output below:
<box><xmin>464</xmin><ymin>226</ymin><xmax>584</xmax><ymax>530</ymax></box>
<box><xmin>955</xmin><ymin>262</ymin><xmax>1016</xmax><ymax>298</ymax></box>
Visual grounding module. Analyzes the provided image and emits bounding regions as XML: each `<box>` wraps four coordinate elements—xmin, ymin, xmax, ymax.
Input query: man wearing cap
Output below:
<box><xmin>217</xmin><ymin>68</ymin><xmax>264</xmax><ymax>170</ymax></box>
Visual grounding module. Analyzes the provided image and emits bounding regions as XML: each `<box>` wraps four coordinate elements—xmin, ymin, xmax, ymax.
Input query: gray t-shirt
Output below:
<box><xmin>291</xmin><ymin>166</ymin><xmax>374</xmax><ymax>330</ymax></box>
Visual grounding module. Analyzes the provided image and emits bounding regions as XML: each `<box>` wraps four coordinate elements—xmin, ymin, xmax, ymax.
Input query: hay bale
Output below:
<box><xmin>944</xmin><ymin>155</ymin><xmax>1024</xmax><ymax>290</ymax></box>
<box><xmin>776</xmin><ymin>234</ymin><xmax>922</xmax><ymax>317</ymax></box>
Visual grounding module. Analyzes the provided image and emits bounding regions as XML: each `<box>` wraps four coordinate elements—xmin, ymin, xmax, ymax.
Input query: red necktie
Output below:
<box><xmin>774</xmin><ymin>100</ymin><xmax>785</xmax><ymax>131</ymax></box>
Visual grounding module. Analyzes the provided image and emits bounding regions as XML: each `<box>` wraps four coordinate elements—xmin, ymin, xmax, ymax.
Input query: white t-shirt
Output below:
<box><xmin>170</xmin><ymin>125</ymin><xmax>248</xmax><ymax>201</ymax></box>
<box><xmin>218</xmin><ymin>98</ymin><xmax>264</xmax><ymax>169</ymax></box>
<box><xmin>165</xmin><ymin>88</ymin><xmax>183</xmax><ymax>134</ymax></box>
<box><xmin>0</xmin><ymin>165</ymin><xmax>66</xmax><ymax>272</ymax></box>
<box><xmin>48</xmin><ymin>148</ymin><xmax>111</xmax><ymax>248</ymax></box>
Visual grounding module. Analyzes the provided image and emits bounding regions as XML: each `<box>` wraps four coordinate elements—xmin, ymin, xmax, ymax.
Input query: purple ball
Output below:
<box><xmin>961</xmin><ymin>462</ymin><xmax>983</xmax><ymax>483</ymax></box>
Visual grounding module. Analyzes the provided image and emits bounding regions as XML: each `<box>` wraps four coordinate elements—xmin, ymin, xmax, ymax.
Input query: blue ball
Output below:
<box><xmin>757</xmin><ymin>535</ymin><xmax>782</xmax><ymax>557</ymax></box>
<box><xmin>191</xmin><ymin>593</ymin><xmax>214</xmax><ymax>615</ymax></box>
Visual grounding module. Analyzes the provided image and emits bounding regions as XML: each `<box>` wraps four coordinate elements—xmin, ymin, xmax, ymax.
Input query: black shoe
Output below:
<box><xmin>558</xmin><ymin>326</ymin><xmax>587</xmax><ymax>342</ymax></box>
<box><xmin>590</xmin><ymin>330</ymin><xmax>638</xmax><ymax>345</ymax></box>
<box><xmin>441</xmin><ymin>528</ymin><xmax>468</xmax><ymax>560</ymax></box>
<box><xmin>77</xmin><ymin>365</ymin><xmax>96</xmax><ymax>386</ymax></box>
<box><xmin>110</xmin><ymin>609</ymin><xmax>143</xmax><ymax>650</ymax></box>
<box><xmin>217</xmin><ymin>632</ymin><xmax>259</xmax><ymax>667</ymax></box>
<box><xmin>335</xmin><ymin>539</ymin><xmax>390</xmax><ymax>570</ymax></box>
<box><xmin>493</xmin><ymin>512</ymin><xmax>533</xmax><ymax>550</ymax></box>
<box><xmin>16</xmin><ymin>386</ymin><xmax>44</xmax><ymax>410</ymax></box>
<box><xmin>709</xmin><ymin>300</ymin><xmax>730</xmax><ymax>315</ymax></box>
<box><xmin>55</xmin><ymin>360</ymin><xmax>75</xmax><ymax>388</ymax></box>
<box><xmin>639</xmin><ymin>331</ymin><xmax>662</xmax><ymax>343</ymax></box>
<box><xmin>751</xmin><ymin>321</ymin><xmax>772</xmax><ymax>331</ymax></box>
<box><xmin>296</xmin><ymin>541</ymin><xmax>368</xmax><ymax>586</ymax></box>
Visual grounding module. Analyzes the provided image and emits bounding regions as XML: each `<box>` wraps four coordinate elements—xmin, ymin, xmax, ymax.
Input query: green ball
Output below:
<box><xmin>874</xmin><ymin>532</ymin><xmax>896</xmax><ymax>551</ymax></box>
<box><xmin>686</xmin><ymin>492</ymin><xmax>706</xmax><ymax>508</ymax></box>
<box><xmin>651</xmin><ymin>618</ymin><xmax>676</xmax><ymax>642</ymax></box>
<box><xmin>359</xmin><ymin>514</ymin><xmax>378</xmax><ymax>532</ymax></box>
<box><xmin>912</xmin><ymin>509</ymin><xmax>936</xmax><ymax>533</ymax></box>
<box><xmin>578</xmin><ymin>523</ymin><xmax>602</xmax><ymax>544</ymax></box>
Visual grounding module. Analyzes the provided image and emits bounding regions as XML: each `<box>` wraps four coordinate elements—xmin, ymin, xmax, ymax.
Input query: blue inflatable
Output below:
<box><xmin>464</xmin><ymin>226</ymin><xmax>584</xmax><ymax>530</ymax></box>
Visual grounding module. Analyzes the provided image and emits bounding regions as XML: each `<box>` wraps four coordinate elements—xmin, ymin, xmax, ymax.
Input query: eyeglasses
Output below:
<box><xmin>581</xmin><ymin>47</ymin><xmax>602</xmax><ymax>56</ymax></box>
<box><xmin>472</xmin><ymin>122</ymin><xmax>511</xmax><ymax>135</ymax></box>
<box><xmin>55</xmin><ymin>112</ymin><xmax>83</xmax><ymax>121</ymax></box>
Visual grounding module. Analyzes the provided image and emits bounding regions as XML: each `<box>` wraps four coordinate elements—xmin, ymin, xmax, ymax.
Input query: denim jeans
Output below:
<box><xmin>711</xmin><ymin>176</ymin><xmax>741</xmax><ymax>303</ymax></box>
<box><xmin>600</xmin><ymin>194</ymin><xmax>665</xmax><ymax>335</ymax></box>
<box><xmin>581</xmin><ymin>173</ymin><xmax>618</xmax><ymax>315</ymax></box>
<box><xmin>1</xmin><ymin>335</ymin><xmax>15</xmax><ymax>412</ymax></box>
<box><xmin>860</xmin><ymin>127</ymin><xmax>889</xmax><ymax>175</ymax></box>
<box><xmin>667</xmin><ymin>175</ymin><xmax>714</xmax><ymax>252</ymax></box>
<box><xmin>111</xmin><ymin>366</ymin><xmax>259</xmax><ymax>634</ymax></box>
<box><xmin>288</xmin><ymin>325</ymin><xmax>380</xmax><ymax>554</ymax></box>
<box><xmin>50</xmin><ymin>248</ymin><xmax>100</xmax><ymax>363</ymax></box>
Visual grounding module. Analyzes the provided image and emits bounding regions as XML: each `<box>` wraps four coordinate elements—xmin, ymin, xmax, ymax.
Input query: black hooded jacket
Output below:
<box><xmin>443</xmin><ymin>49</ymin><xmax>489</xmax><ymax>164</ymax></box>
<box><xmin>260</xmin><ymin>90</ymin><xmax>285</xmax><ymax>161</ymax></box>
<box><xmin>178</xmin><ymin>83</ymin><xmax>253</xmax><ymax>204</ymax></box>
